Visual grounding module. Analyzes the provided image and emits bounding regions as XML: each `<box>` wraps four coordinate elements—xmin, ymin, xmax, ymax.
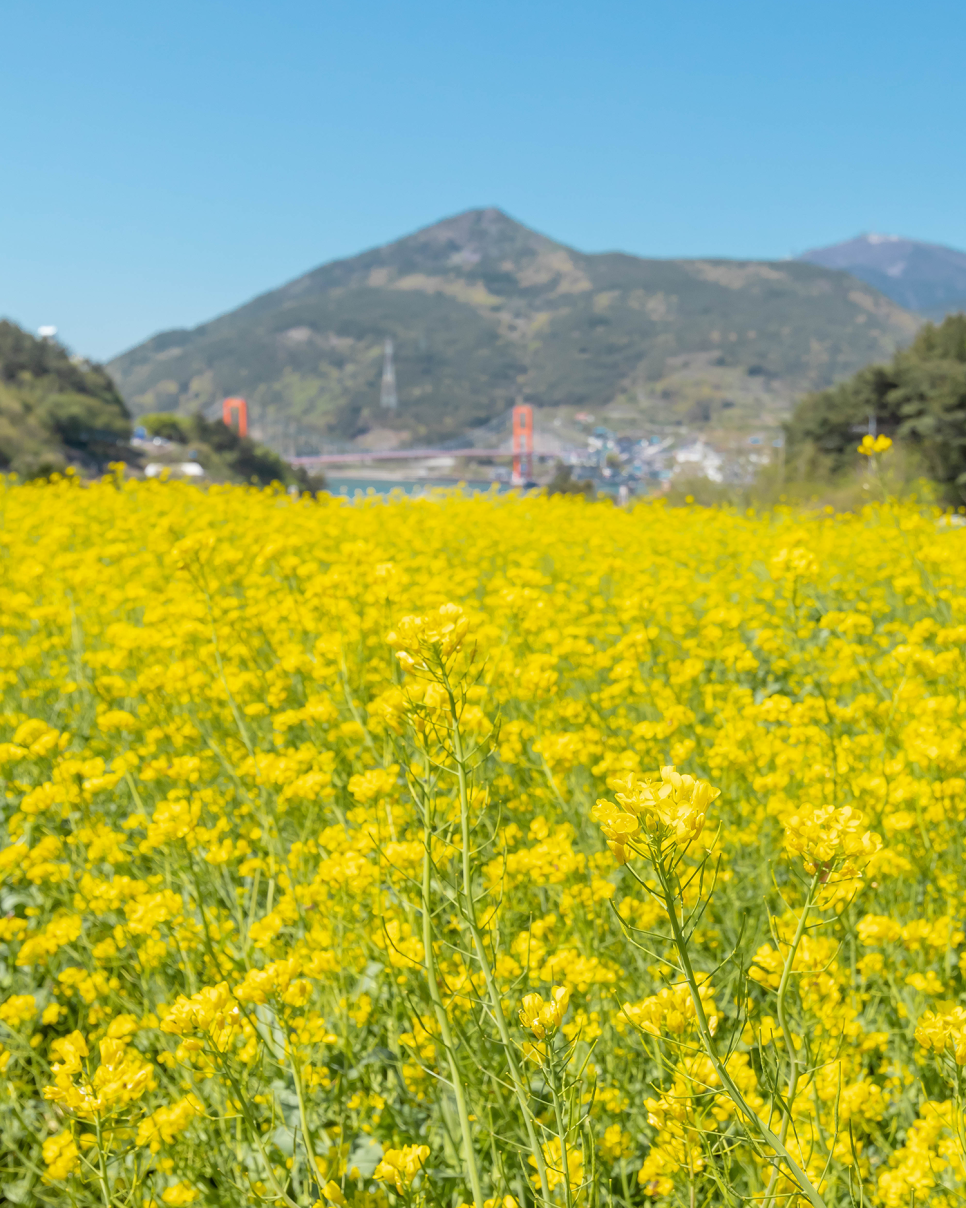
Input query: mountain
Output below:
<box><xmin>799</xmin><ymin>234</ymin><xmax>966</xmax><ymax>319</ymax></box>
<box><xmin>0</xmin><ymin>320</ymin><xmax>130</xmax><ymax>477</ymax></box>
<box><xmin>108</xmin><ymin>209</ymin><xmax>920</xmax><ymax>447</ymax></box>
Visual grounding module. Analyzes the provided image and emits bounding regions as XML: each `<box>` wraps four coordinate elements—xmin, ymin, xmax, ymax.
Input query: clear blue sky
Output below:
<box><xmin>3</xmin><ymin>0</ymin><xmax>965</xmax><ymax>361</ymax></box>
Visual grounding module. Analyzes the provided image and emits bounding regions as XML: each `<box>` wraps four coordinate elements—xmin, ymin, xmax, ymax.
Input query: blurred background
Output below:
<box><xmin>2</xmin><ymin>0</ymin><xmax>966</xmax><ymax>502</ymax></box>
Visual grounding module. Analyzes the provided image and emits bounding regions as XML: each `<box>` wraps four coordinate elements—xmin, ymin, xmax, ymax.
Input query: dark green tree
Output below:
<box><xmin>787</xmin><ymin>314</ymin><xmax>966</xmax><ymax>501</ymax></box>
<box><xmin>546</xmin><ymin>461</ymin><xmax>595</xmax><ymax>499</ymax></box>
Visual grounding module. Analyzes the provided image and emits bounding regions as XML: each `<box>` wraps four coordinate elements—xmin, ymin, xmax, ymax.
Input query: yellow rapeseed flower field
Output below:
<box><xmin>3</xmin><ymin>471</ymin><xmax>966</xmax><ymax>1207</ymax></box>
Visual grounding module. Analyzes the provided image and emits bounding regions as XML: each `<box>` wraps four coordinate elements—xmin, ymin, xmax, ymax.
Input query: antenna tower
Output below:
<box><xmin>380</xmin><ymin>338</ymin><xmax>398</xmax><ymax>409</ymax></box>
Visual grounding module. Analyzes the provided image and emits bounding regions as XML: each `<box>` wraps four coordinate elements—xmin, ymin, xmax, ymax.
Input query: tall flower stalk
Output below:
<box><xmin>594</xmin><ymin>768</ymin><xmax>833</xmax><ymax>1208</ymax></box>
<box><xmin>386</xmin><ymin>605</ymin><xmax>552</xmax><ymax>1204</ymax></box>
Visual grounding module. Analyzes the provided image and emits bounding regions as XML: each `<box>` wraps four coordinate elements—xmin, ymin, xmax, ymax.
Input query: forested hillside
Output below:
<box><xmin>0</xmin><ymin>321</ymin><xmax>131</xmax><ymax>476</ymax></box>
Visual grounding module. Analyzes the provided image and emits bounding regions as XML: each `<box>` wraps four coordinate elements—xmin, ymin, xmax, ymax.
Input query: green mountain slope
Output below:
<box><xmin>0</xmin><ymin>321</ymin><xmax>130</xmax><ymax>476</ymax></box>
<box><xmin>108</xmin><ymin>209</ymin><xmax>921</xmax><ymax>445</ymax></box>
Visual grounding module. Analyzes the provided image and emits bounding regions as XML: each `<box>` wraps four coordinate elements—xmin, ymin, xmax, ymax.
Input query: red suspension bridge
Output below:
<box><xmin>289</xmin><ymin>405</ymin><xmax>540</xmax><ymax>482</ymax></box>
<box><xmin>289</xmin><ymin>446</ymin><xmax>545</xmax><ymax>466</ymax></box>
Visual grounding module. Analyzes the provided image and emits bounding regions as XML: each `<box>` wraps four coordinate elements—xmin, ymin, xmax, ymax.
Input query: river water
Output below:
<box><xmin>325</xmin><ymin>476</ymin><xmax>634</xmax><ymax>499</ymax></box>
<box><xmin>326</xmin><ymin>477</ymin><xmax>506</xmax><ymax>497</ymax></box>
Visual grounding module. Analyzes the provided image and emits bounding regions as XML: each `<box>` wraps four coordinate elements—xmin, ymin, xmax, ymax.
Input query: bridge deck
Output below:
<box><xmin>290</xmin><ymin>448</ymin><xmax>553</xmax><ymax>466</ymax></box>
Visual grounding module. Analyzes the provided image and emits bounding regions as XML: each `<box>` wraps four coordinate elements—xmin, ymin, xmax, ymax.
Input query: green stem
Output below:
<box><xmin>93</xmin><ymin>1112</ymin><xmax>112</xmax><ymax>1208</ymax></box>
<box><xmin>548</xmin><ymin>1055</ymin><xmax>573</xmax><ymax>1208</ymax></box>
<box><xmin>420</xmin><ymin>776</ymin><xmax>485</xmax><ymax>1208</ymax></box>
<box><xmin>655</xmin><ymin>855</ymin><xmax>828</xmax><ymax>1208</ymax></box>
<box><xmin>762</xmin><ymin>873</ymin><xmax>819</xmax><ymax>1208</ymax></box>
<box><xmin>290</xmin><ymin>1045</ymin><xmax>329</xmax><ymax>1197</ymax></box>
<box><xmin>216</xmin><ymin>1052</ymin><xmax>299</xmax><ymax>1208</ymax></box>
<box><xmin>445</xmin><ymin>675</ymin><xmax>553</xmax><ymax>1205</ymax></box>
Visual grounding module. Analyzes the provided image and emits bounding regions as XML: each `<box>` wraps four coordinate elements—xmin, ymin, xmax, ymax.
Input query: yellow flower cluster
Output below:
<box><xmin>916</xmin><ymin>1003</ymin><xmax>966</xmax><ymax>1064</ymax></box>
<box><xmin>43</xmin><ymin>1026</ymin><xmax>155</xmax><ymax>1116</ymax></box>
<box><xmin>616</xmin><ymin>979</ymin><xmax>719</xmax><ymax>1039</ymax></box>
<box><xmin>519</xmin><ymin>986</ymin><xmax>570</xmax><ymax>1039</ymax></box>
<box><xmin>593</xmin><ymin>767</ymin><xmax>718</xmax><ymax>862</ymax></box>
<box><xmin>374</xmin><ymin>1144</ymin><xmax>430</xmax><ymax>1193</ymax></box>
<box><xmin>1</xmin><ymin>475</ymin><xmax>966</xmax><ymax>1206</ymax></box>
<box><xmin>387</xmin><ymin>603</ymin><xmax>472</xmax><ymax>674</ymax></box>
<box><xmin>859</xmin><ymin>434</ymin><xmax>894</xmax><ymax>455</ymax></box>
<box><xmin>783</xmin><ymin>803</ymin><xmax>882</xmax><ymax>884</ymax></box>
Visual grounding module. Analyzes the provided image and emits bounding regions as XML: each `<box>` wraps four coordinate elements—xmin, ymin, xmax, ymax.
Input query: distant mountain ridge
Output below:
<box><xmin>108</xmin><ymin>208</ymin><xmax>920</xmax><ymax>446</ymax></box>
<box><xmin>799</xmin><ymin>234</ymin><xmax>966</xmax><ymax>318</ymax></box>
